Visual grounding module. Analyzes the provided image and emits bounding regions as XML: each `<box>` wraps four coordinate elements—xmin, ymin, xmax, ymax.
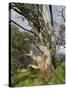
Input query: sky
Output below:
<box><xmin>52</xmin><ymin>5</ymin><xmax>65</xmax><ymax>25</ymax></box>
<box><xmin>10</xmin><ymin>9</ymin><xmax>31</xmax><ymax>31</ymax></box>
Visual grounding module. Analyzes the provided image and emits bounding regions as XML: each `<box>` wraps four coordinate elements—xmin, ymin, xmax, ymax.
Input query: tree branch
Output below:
<box><xmin>9</xmin><ymin>20</ymin><xmax>40</xmax><ymax>39</ymax></box>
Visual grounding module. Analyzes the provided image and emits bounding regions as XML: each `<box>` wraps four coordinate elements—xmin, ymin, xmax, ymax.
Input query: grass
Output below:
<box><xmin>11</xmin><ymin>60</ymin><xmax>65</xmax><ymax>87</ymax></box>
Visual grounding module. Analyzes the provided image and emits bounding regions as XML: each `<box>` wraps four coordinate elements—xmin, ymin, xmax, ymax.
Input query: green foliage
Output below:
<box><xmin>11</xmin><ymin>24</ymin><xmax>36</xmax><ymax>76</ymax></box>
<box><xmin>48</xmin><ymin>61</ymin><xmax>65</xmax><ymax>84</ymax></box>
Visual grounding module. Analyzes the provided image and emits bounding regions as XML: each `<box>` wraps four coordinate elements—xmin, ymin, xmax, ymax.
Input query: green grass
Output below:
<box><xmin>11</xmin><ymin>61</ymin><xmax>65</xmax><ymax>87</ymax></box>
<box><xmin>48</xmin><ymin>62</ymin><xmax>65</xmax><ymax>84</ymax></box>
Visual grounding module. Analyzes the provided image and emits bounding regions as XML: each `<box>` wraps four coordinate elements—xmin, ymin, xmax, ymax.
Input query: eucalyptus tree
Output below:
<box><xmin>9</xmin><ymin>3</ymin><xmax>65</xmax><ymax>80</ymax></box>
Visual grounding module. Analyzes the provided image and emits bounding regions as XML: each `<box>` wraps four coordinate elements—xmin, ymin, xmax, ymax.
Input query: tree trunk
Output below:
<box><xmin>27</xmin><ymin>44</ymin><xmax>54</xmax><ymax>80</ymax></box>
<box><xmin>37</xmin><ymin>45</ymin><xmax>54</xmax><ymax>80</ymax></box>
